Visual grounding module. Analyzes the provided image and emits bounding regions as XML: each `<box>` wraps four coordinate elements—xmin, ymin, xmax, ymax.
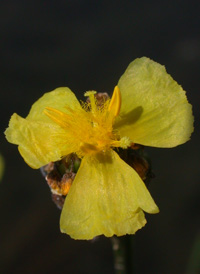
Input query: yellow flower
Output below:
<box><xmin>5</xmin><ymin>57</ymin><xmax>194</xmax><ymax>240</ymax></box>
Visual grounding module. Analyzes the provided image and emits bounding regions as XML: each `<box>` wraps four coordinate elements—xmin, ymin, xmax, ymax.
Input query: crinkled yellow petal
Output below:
<box><xmin>115</xmin><ymin>57</ymin><xmax>194</xmax><ymax>147</ymax></box>
<box><xmin>5</xmin><ymin>114</ymin><xmax>75</xmax><ymax>168</ymax></box>
<box><xmin>60</xmin><ymin>150</ymin><xmax>158</xmax><ymax>240</ymax></box>
<box><xmin>5</xmin><ymin>87</ymin><xmax>82</xmax><ymax>168</ymax></box>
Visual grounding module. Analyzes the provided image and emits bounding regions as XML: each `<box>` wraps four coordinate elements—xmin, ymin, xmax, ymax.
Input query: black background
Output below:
<box><xmin>0</xmin><ymin>1</ymin><xmax>199</xmax><ymax>273</ymax></box>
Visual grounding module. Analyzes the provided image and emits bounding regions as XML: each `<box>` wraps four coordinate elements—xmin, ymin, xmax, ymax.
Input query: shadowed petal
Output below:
<box><xmin>60</xmin><ymin>150</ymin><xmax>158</xmax><ymax>240</ymax></box>
<box><xmin>116</xmin><ymin>57</ymin><xmax>194</xmax><ymax>147</ymax></box>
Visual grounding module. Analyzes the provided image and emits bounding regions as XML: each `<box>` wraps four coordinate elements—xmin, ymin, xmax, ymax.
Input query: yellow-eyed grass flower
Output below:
<box><xmin>5</xmin><ymin>57</ymin><xmax>194</xmax><ymax>240</ymax></box>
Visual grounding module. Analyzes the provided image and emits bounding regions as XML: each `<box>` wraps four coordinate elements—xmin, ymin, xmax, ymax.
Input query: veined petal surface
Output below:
<box><xmin>5</xmin><ymin>114</ymin><xmax>75</xmax><ymax>168</ymax></box>
<box><xmin>5</xmin><ymin>88</ymin><xmax>82</xmax><ymax>168</ymax></box>
<box><xmin>60</xmin><ymin>150</ymin><xmax>158</xmax><ymax>240</ymax></box>
<box><xmin>116</xmin><ymin>57</ymin><xmax>194</xmax><ymax>147</ymax></box>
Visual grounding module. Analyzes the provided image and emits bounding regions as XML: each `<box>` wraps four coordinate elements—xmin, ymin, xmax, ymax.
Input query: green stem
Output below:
<box><xmin>111</xmin><ymin>235</ymin><xmax>135</xmax><ymax>274</ymax></box>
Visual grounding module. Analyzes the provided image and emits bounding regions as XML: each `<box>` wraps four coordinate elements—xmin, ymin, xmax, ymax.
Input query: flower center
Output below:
<box><xmin>44</xmin><ymin>86</ymin><xmax>131</xmax><ymax>157</ymax></box>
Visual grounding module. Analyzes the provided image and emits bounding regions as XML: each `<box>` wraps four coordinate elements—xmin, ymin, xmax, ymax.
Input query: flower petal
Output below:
<box><xmin>60</xmin><ymin>150</ymin><xmax>158</xmax><ymax>240</ymax></box>
<box><xmin>26</xmin><ymin>87</ymin><xmax>82</xmax><ymax>122</ymax></box>
<box><xmin>5</xmin><ymin>114</ymin><xmax>75</xmax><ymax>168</ymax></box>
<box><xmin>5</xmin><ymin>88</ymin><xmax>82</xmax><ymax>168</ymax></box>
<box><xmin>116</xmin><ymin>57</ymin><xmax>194</xmax><ymax>147</ymax></box>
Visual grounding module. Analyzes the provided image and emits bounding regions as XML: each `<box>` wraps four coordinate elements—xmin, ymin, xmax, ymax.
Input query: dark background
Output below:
<box><xmin>0</xmin><ymin>1</ymin><xmax>199</xmax><ymax>273</ymax></box>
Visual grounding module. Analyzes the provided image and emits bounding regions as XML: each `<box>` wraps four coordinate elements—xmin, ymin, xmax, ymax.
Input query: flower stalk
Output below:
<box><xmin>111</xmin><ymin>235</ymin><xmax>136</xmax><ymax>274</ymax></box>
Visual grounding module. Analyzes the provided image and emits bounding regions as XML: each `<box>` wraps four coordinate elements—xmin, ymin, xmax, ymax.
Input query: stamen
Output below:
<box><xmin>119</xmin><ymin>137</ymin><xmax>132</xmax><ymax>149</ymax></box>
<box><xmin>45</xmin><ymin>107</ymin><xmax>67</xmax><ymax>117</ymax></box>
<box><xmin>108</xmin><ymin>86</ymin><xmax>121</xmax><ymax>118</ymax></box>
<box><xmin>111</xmin><ymin>136</ymin><xmax>131</xmax><ymax>149</ymax></box>
<box><xmin>44</xmin><ymin>107</ymin><xmax>69</xmax><ymax>128</ymax></box>
<box><xmin>84</xmin><ymin>91</ymin><xmax>97</xmax><ymax>113</ymax></box>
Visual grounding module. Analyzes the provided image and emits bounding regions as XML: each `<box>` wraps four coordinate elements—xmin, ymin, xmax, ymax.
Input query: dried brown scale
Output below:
<box><xmin>42</xmin><ymin>161</ymin><xmax>54</xmax><ymax>174</ymax></box>
<box><xmin>45</xmin><ymin>160</ymin><xmax>76</xmax><ymax>195</ymax></box>
<box><xmin>130</xmin><ymin>143</ymin><xmax>143</xmax><ymax>150</ymax></box>
<box><xmin>117</xmin><ymin>147</ymin><xmax>153</xmax><ymax>182</ymax></box>
<box><xmin>41</xmin><ymin>154</ymin><xmax>80</xmax><ymax>208</ymax></box>
<box><xmin>128</xmin><ymin>152</ymin><xmax>150</xmax><ymax>181</ymax></box>
<box><xmin>94</xmin><ymin>92</ymin><xmax>110</xmax><ymax>106</ymax></box>
<box><xmin>51</xmin><ymin>194</ymin><xmax>66</xmax><ymax>210</ymax></box>
<box><xmin>60</xmin><ymin>172</ymin><xmax>76</xmax><ymax>195</ymax></box>
<box><xmin>86</xmin><ymin>92</ymin><xmax>110</xmax><ymax>107</ymax></box>
<box><xmin>46</xmin><ymin>167</ymin><xmax>61</xmax><ymax>193</ymax></box>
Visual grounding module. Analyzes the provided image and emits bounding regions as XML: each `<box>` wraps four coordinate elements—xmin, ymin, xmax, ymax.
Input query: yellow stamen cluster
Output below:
<box><xmin>44</xmin><ymin>86</ymin><xmax>131</xmax><ymax>158</ymax></box>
